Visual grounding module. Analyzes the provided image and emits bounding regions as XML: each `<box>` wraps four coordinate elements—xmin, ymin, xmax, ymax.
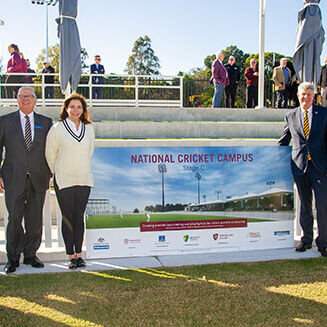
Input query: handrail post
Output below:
<box><xmin>135</xmin><ymin>75</ymin><xmax>139</xmax><ymax>107</ymax></box>
<box><xmin>180</xmin><ymin>76</ymin><xmax>183</xmax><ymax>108</ymax></box>
<box><xmin>42</xmin><ymin>74</ymin><xmax>45</xmax><ymax>106</ymax></box>
<box><xmin>89</xmin><ymin>73</ymin><xmax>93</xmax><ymax>107</ymax></box>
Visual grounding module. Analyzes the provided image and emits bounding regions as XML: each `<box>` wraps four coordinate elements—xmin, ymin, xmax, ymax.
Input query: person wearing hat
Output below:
<box><xmin>42</xmin><ymin>61</ymin><xmax>55</xmax><ymax>99</ymax></box>
<box><xmin>224</xmin><ymin>56</ymin><xmax>240</xmax><ymax>108</ymax></box>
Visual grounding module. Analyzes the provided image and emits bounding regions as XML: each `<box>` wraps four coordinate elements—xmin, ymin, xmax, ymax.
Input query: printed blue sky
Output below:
<box><xmin>90</xmin><ymin>146</ymin><xmax>293</xmax><ymax>212</ymax></box>
<box><xmin>1</xmin><ymin>0</ymin><xmax>327</xmax><ymax>75</ymax></box>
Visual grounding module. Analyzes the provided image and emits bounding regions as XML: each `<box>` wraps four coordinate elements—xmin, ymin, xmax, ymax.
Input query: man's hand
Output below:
<box><xmin>0</xmin><ymin>177</ymin><xmax>4</xmax><ymax>193</ymax></box>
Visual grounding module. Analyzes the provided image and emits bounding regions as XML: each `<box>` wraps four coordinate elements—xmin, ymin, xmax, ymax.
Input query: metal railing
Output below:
<box><xmin>0</xmin><ymin>73</ymin><xmax>183</xmax><ymax>108</ymax></box>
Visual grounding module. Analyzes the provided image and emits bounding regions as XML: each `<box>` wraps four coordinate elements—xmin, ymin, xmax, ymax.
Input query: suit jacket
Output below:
<box><xmin>0</xmin><ymin>110</ymin><xmax>52</xmax><ymax>193</ymax></box>
<box><xmin>278</xmin><ymin>105</ymin><xmax>327</xmax><ymax>176</ymax></box>
<box><xmin>211</xmin><ymin>59</ymin><xmax>229</xmax><ymax>86</ymax></box>
<box><xmin>273</xmin><ymin>66</ymin><xmax>291</xmax><ymax>91</ymax></box>
<box><xmin>90</xmin><ymin>64</ymin><xmax>105</xmax><ymax>84</ymax></box>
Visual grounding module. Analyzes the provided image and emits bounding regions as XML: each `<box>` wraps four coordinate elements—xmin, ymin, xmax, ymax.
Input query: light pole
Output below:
<box><xmin>30</xmin><ymin>1</ymin><xmax>59</xmax><ymax>62</ymax></box>
<box><xmin>158</xmin><ymin>164</ymin><xmax>167</xmax><ymax>212</ymax></box>
<box><xmin>258</xmin><ymin>0</ymin><xmax>267</xmax><ymax>108</ymax></box>
<box><xmin>195</xmin><ymin>172</ymin><xmax>201</xmax><ymax>204</ymax></box>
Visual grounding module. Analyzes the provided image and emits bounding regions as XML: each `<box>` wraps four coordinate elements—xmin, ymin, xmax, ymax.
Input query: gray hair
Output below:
<box><xmin>217</xmin><ymin>51</ymin><xmax>224</xmax><ymax>59</ymax></box>
<box><xmin>298</xmin><ymin>82</ymin><xmax>315</xmax><ymax>94</ymax></box>
<box><xmin>280</xmin><ymin>58</ymin><xmax>288</xmax><ymax>64</ymax></box>
<box><xmin>17</xmin><ymin>86</ymin><xmax>36</xmax><ymax>98</ymax></box>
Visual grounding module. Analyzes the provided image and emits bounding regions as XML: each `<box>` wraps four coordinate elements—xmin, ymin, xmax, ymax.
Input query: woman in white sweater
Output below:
<box><xmin>45</xmin><ymin>93</ymin><xmax>95</xmax><ymax>269</ymax></box>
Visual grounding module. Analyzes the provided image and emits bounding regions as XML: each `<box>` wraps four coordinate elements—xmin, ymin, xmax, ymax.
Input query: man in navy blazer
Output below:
<box><xmin>0</xmin><ymin>86</ymin><xmax>52</xmax><ymax>273</ymax></box>
<box><xmin>90</xmin><ymin>55</ymin><xmax>105</xmax><ymax>99</ymax></box>
<box><xmin>211</xmin><ymin>52</ymin><xmax>229</xmax><ymax>108</ymax></box>
<box><xmin>278</xmin><ymin>82</ymin><xmax>327</xmax><ymax>257</ymax></box>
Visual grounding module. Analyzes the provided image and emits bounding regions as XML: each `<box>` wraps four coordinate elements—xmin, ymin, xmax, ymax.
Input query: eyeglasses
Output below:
<box><xmin>18</xmin><ymin>95</ymin><xmax>36</xmax><ymax>100</ymax></box>
<box><xmin>95</xmin><ymin>58</ymin><xmax>101</xmax><ymax>61</ymax></box>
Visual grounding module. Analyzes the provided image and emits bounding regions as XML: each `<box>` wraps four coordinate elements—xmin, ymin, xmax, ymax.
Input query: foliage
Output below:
<box><xmin>125</xmin><ymin>35</ymin><xmax>160</xmax><ymax>75</ymax></box>
<box><xmin>35</xmin><ymin>44</ymin><xmax>89</xmax><ymax>73</ymax></box>
<box><xmin>145</xmin><ymin>203</ymin><xmax>187</xmax><ymax>212</ymax></box>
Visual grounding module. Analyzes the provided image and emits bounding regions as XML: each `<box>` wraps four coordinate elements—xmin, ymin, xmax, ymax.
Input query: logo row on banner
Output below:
<box><xmin>86</xmin><ymin>221</ymin><xmax>294</xmax><ymax>259</ymax></box>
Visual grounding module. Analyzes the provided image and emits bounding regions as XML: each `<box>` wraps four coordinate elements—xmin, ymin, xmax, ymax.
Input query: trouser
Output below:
<box><xmin>276</xmin><ymin>89</ymin><xmax>289</xmax><ymax>108</ymax></box>
<box><xmin>321</xmin><ymin>87</ymin><xmax>327</xmax><ymax>106</ymax></box>
<box><xmin>54</xmin><ymin>180</ymin><xmax>90</xmax><ymax>255</ymax></box>
<box><xmin>246</xmin><ymin>85</ymin><xmax>258</xmax><ymax>108</ymax></box>
<box><xmin>225</xmin><ymin>83</ymin><xmax>237</xmax><ymax>108</ymax></box>
<box><xmin>5</xmin><ymin>176</ymin><xmax>46</xmax><ymax>261</ymax></box>
<box><xmin>45</xmin><ymin>87</ymin><xmax>54</xmax><ymax>99</ymax></box>
<box><xmin>294</xmin><ymin>161</ymin><xmax>327</xmax><ymax>249</ymax></box>
<box><xmin>5</xmin><ymin>75</ymin><xmax>24</xmax><ymax>98</ymax></box>
<box><xmin>92</xmin><ymin>86</ymin><xmax>103</xmax><ymax>99</ymax></box>
<box><xmin>212</xmin><ymin>82</ymin><xmax>224</xmax><ymax>108</ymax></box>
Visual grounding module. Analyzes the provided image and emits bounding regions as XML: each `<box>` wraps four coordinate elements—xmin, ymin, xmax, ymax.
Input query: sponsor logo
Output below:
<box><xmin>158</xmin><ymin>235</ymin><xmax>166</xmax><ymax>242</ymax></box>
<box><xmin>93</xmin><ymin>236</ymin><xmax>110</xmax><ymax>250</ymax></box>
<box><xmin>247</xmin><ymin>232</ymin><xmax>261</xmax><ymax>238</ymax></box>
<box><xmin>213</xmin><ymin>233</ymin><xmax>218</xmax><ymax>241</ymax></box>
<box><xmin>184</xmin><ymin>235</ymin><xmax>200</xmax><ymax>243</ymax></box>
<box><xmin>124</xmin><ymin>238</ymin><xmax>141</xmax><ymax>245</ymax></box>
<box><xmin>274</xmin><ymin>231</ymin><xmax>290</xmax><ymax>236</ymax></box>
<box><xmin>93</xmin><ymin>245</ymin><xmax>110</xmax><ymax>250</ymax></box>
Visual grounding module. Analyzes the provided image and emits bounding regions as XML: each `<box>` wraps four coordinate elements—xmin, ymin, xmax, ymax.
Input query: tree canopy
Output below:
<box><xmin>125</xmin><ymin>35</ymin><xmax>160</xmax><ymax>75</ymax></box>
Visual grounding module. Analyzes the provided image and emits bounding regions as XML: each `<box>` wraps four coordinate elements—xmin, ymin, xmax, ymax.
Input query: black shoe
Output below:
<box><xmin>4</xmin><ymin>261</ymin><xmax>16</xmax><ymax>274</ymax></box>
<box><xmin>23</xmin><ymin>256</ymin><xmax>44</xmax><ymax>268</ymax></box>
<box><xmin>295</xmin><ymin>242</ymin><xmax>312</xmax><ymax>252</ymax></box>
<box><xmin>76</xmin><ymin>257</ymin><xmax>86</xmax><ymax>268</ymax></box>
<box><xmin>68</xmin><ymin>258</ymin><xmax>78</xmax><ymax>269</ymax></box>
<box><xmin>318</xmin><ymin>247</ymin><xmax>327</xmax><ymax>257</ymax></box>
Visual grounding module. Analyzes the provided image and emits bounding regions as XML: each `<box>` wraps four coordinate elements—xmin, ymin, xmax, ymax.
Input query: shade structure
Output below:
<box><xmin>57</xmin><ymin>0</ymin><xmax>81</xmax><ymax>93</ymax></box>
<box><xmin>293</xmin><ymin>0</ymin><xmax>325</xmax><ymax>92</ymax></box>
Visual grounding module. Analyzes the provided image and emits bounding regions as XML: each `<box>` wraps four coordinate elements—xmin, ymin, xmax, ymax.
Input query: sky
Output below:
<box><xmin>1</xmin><ymin>0</ymin><xmax>327</xmax><ymax>75</ymax></box>
<box><xmin>90</xmin><ymin>146</ymin><xmax>293</xmax><ymax>212</ymax></box>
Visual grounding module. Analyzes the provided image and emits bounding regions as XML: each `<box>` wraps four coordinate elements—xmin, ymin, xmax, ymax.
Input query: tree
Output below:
<box><xmin>35</xmin><ymin>44</ymin><xmax>89</xmax><ymax>73</ymax></box>
<box><xmin>125</xmin><ymin>35</ymin><xmax>160</xmax><ymax>75</ymax></box>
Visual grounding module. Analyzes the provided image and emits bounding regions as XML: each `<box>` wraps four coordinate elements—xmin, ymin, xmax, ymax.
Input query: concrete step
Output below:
<box><xmin>94</xmin><ymin>121</ymin><xmax>284</xmax><ymax>139</ymax></box>
<box><xmin>1</xmin><ymin>106</ymin><xmax>289</xmax><ymax>122</ymax></box>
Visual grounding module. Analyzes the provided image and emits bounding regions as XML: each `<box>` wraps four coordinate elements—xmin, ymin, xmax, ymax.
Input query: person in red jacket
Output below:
<box><xmin>5</xmin><ymin>44</ymin><xmax>25</xmax><ymax>98</ymax></box>
<box><xmin>244</xmin><ymin>58</ymin><xmax>259</xmax><ymax>108</ymax></box>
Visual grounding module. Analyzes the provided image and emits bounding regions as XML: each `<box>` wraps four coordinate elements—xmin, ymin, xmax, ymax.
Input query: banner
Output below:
<box><xmin>86</xmin><ymin>146</ymin><xmax>294</xmax><ymax>258</ymax></box>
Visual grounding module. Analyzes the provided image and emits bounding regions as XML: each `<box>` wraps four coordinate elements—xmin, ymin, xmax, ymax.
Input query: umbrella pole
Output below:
<box><xmin>65</xmin><ymin>81</ymin><xmax>71</xmax><ymax>98</ymax></box>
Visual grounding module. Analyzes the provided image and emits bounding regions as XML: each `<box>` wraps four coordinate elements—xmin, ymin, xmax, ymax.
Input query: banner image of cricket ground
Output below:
<box><xmin>86</xmin><ymin>146</ymin><xmax>294</xmax><ymax>259</ymax></box>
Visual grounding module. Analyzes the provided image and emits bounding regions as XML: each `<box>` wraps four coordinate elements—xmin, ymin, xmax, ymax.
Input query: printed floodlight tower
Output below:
<box><xmin>215</xmin><ymin>189</ymin><xmax>222</xmax><ymax>200</ymax></box>
<box><xmin>266</xmin><ymin>181</ymin><xmax>275</xmax><ymax>189</ymax></box>
<box><xmin>195</xmin><ymin>172</ymin><xmax>201</xmax><ymax>205</ymax></box>
<box><xmin>158</xmin><ymin>164</ymin><xmax>167</xmax><ymax>212</ymax></box>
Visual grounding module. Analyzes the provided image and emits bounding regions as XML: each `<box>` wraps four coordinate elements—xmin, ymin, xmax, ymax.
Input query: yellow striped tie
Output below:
<box><xmin>303</xmin><ymin>111</ymin><xmax>311</xmax><ymax>160</ymax></box>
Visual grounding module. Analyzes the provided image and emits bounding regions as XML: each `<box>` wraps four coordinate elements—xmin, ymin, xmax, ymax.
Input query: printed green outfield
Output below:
<box><xmin>86</xmin><ymin>213</ymin><xmax>268</xmax><ymax>229</ymax></box>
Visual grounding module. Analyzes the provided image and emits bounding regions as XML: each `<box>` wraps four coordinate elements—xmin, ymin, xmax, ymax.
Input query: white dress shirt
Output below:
<box><xmin>19</xmin><ymin>110</ymin><xmax>34</xmax><ymax>141</ymax></box>
<box><xmin>65</xmin><ymin>118</ymin><xmax>82</xmax><ymax>136</ymax></box>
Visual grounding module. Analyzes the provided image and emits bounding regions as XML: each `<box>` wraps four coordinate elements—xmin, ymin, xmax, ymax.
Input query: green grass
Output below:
<box><xmin>0</xmin><ymin>258</ymin><xmax>326</xmax><ymax>327</ymax></box>
<box><xmin>86</xmin><ymin>213</ymin><xmax>267</xmax><ymax>229</ymax></box>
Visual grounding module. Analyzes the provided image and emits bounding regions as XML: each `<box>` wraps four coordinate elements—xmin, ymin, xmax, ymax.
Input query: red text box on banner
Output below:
<box><xmin>140</xmin><ymin>219</ymin><xmax>247</xmax><ymax>232</ymax></box>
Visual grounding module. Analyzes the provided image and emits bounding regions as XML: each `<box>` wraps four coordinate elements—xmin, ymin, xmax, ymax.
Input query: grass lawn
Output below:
<box><xmin>86</xmin><ymin>213</ymin><xmax>267</xmax><ymax>229</ymax></box>
<box><xmin>0</xmin><ymin>258</ymin><xmax>326</xmax><ymax>327</ymax></box>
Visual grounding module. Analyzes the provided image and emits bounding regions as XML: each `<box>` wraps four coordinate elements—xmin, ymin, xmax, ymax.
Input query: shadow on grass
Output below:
<box><xmin>0</xmin><ymin>258</ymin><xmax>326</xmax><ymax>327</ymax></box>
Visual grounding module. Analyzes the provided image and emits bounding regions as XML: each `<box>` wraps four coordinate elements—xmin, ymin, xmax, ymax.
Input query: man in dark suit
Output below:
<box><xmin>278</xmin><ymin>82</ymin><xmax>327</xmax><ymax>257</ymax></box>
<box><xmin>0</xmin><ymin>86</ymin><xmax>53</xmax><ymax>273</ymax></box>
<box><xmin>90</xmin><ymin>55</ymin><xmax>105</xmax><ymax>99</ymax></box>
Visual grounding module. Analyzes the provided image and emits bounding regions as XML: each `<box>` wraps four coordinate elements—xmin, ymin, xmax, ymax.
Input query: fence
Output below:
<box><xmin>0</xmin><ymin>73</ymin><xmax>183</xmax><ymax>108</ymax></box>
